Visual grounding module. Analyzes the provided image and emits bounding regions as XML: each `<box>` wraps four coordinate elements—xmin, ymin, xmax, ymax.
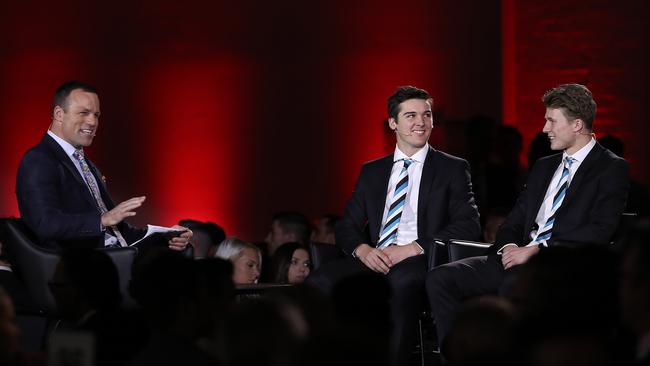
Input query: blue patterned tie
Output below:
<box><xmin>73</xmin><ymin>150</ymin><xmax>128</xmax><ymax>247</ymax></box>
<box><xmin>534</xmin><ymin>157</ymin><xmax>575</xmax><ymax>245</ymax></box>
<box><xmin>377</xmin><ymin>159</ymin><xmax>412</xmax><ymax>249</ymax></box>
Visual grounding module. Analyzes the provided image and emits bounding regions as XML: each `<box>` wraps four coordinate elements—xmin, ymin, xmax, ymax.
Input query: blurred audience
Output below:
<box><xmin>265</xmin><ymin>212</ymin><xmax>312</xmax><ymax>256</ymax></box>
<box><xmin>178</xmin><ymin>219</ymin><xmax>226</xmax><ymax>259</ymax></box>
<box><xmin>214</xmin><ymin>237</ymin><xmax>262</xmax><ymax>285</ymax></box>
<box><xmin>619</xmin><ymin>220</ymin><xmax>650</xmax><ymax>365</ymax></box>
<box><xmin>0</xmin><ymin>239</ymin><xmax>35</xmax><ymax>314</ymax></box>
<box><xmin>509</xmin><ymin>246</ymin><xmax>620</xmax><ymax>366</ymax></box>
<box><xmin>482</xmin><ymin>207</ymin><xmax>509</xmax><ymax>243</ymax></box>
<box><xmin>444</xmin><ymin>296</ymin><xmax>516</xmax><ymax>366</ymax></box>
<box><xmin>0</xmin><ymin>287</ymin><xmax>35</xmax><ymax>366</ymax></box>
<box><xmin>128</xmin><ymin>248</ymin><xmax>232</xmax><ymax>366</ymax></box>
<box><xmin>310</xmin><ymin>214</ymin><xmax>340</xmax><ymax>245</ymax></box>
<box><xmin>482</xmin><ymin>125</ymin><xmax>527</xmax><ymax>214</ymax></box>
<box><xmin>49</xmin><ymin>248</ymin><xmax>145</xmax><ymax>366</ymax></box>
<box><xmin>269</xmin><ymin>243</ymin><xmax>311</xmax><ymax>284</ymax></box>
<box><xmin>599</xmin><ymin>134</ymin><xmax>650</xmax><ymax>217</ymax></box>
<box><xmin>527</xmin><ymin>131</ymin><xmax>554</xmax><ymax>168</ymax></box>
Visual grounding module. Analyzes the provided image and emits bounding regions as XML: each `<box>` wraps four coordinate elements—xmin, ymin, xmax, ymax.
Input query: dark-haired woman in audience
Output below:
<box><xmin>213</xmin><ymin>237</ymin><xmax>261</xmax><ymax>284</ymax></box>
<box><xmin>270</xmin><ymin>242</ymin><xmax>311</xmax><ymax>284</ymax></box>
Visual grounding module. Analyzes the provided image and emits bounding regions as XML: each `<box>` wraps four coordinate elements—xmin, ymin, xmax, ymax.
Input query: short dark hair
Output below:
<box><xmin>52</xmin><ymin>80</ymin><xmax>98</xmax><ymax>113</ymax></box>
<box><xmin>387</xmin><ymin>86</ymin><xmax>433</xmax><ymax>120</ymax></box>
<box><xmin>542</xmin><ymin>83</ymin><xmax>596</xmax><ymax>130</ymax></box>
<box><xmin>272</xmin><ymin>211</ymin><xmax>312</xmax><ymax>245</ymax></box>
<box><xmin>321</xmin><ymin>214</ymin><xmax>341</xmax><ymax>233</ymax></box>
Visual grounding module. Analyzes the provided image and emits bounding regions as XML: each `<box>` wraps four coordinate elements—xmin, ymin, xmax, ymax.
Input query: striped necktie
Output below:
<box><xmin>72</xmin><ymin>150</ymin><xmax>128</xmax><ymax>247</ymax></box>
<box><xmin>377</xmin><ymin>159</ymin><xmax>413</xmax><ymax>249</ymax></box>
<box><xmin>533</xmin><ymin>156</ymin><xmax>575</xmax><ymax>245</ymax></box>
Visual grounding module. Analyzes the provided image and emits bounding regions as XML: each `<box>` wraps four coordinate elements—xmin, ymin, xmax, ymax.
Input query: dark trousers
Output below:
<box><xmin>307</xmin><ymin>255</ymin><xmax>427</xmax><ymax>366</ymax></box>
<box><xmin>425</xmin><ymin>254</ymin><xmax>521</xmax><ymax>347</ymax></box>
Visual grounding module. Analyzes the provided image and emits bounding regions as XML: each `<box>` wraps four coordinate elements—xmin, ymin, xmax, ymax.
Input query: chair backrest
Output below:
<box><xmin>2</xmin><ymin>218</ymin><xmax>59</xmax><ymax>315</ymax></box>
<box><xmin>447</xmin><ymin>239</ymin><xmax>491</xmax><ymax>262</ymax></box>
<box><xmin>1</xmin><ymin>218</ymin><xmax>139</xmax><ymax>316</ymax></box>
<box><xmin>611</xmin><ymin>212</ymin><xmax>639</xmax><ymax>247</ymax></box>
<box><xmin>308</xmin><ymin>242</ymin><xmax>346</xmax><ymax>271</ymax></box>
<box><xmin>97</xmin><ymin>246</ymin><xmax>138</xmax><ymax>309</ymax></box>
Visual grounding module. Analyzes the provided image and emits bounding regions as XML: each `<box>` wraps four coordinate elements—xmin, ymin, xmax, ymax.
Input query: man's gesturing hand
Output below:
<box><xmin>354</xmin><ymin>244</ymin><xmax>393</xmax><ymax>274</ymax></box>
<box><xmin>101</xmin><ymin>196</ymin><xmax>146</xmax><ymax>227</ymax></box>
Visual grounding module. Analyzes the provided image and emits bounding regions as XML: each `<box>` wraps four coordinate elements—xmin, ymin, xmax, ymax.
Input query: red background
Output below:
<box><xmin>0</xmin><ymin>0</ymin><xmax>647</xmax><ymax>241</ymax></box>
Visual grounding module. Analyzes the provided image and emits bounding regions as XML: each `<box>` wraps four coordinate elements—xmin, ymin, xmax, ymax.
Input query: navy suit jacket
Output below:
<box><xmin>494</xmin><ymin>141</ymin><xmax>630</xmax><ymax>250</ymax></box>
<box><xmin>16</xmin><ymin>134</ymin><xmax>145</xmax><ymax>248</ymax></box>
<box><xmin>336</xmin><ymin>146</ymin><xmax>481</xmax><ymax>257</ymax></box>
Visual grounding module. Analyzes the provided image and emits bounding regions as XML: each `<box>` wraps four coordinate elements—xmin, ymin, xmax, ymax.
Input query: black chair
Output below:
<box><xmin>444</xmin><ymin>239</ymin><xmax>491</xmax><ymax>262</ymax></box>
<box><xmin>612</xmin><ymin>212</ymin><xmax>639</xmax><ymax>247</ymax></box>
<box><xmin>308</xmin><ymin>241</ymin><xmax>345</xmax><ymax>271</ymax></box>
<box><xmin>1</xmin><ymin>218</ymin><xmax>138</xmax><ymax>317</ymax></box>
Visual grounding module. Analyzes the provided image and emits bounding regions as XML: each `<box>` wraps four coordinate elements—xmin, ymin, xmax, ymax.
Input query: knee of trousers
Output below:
<box><xmin>424</xmin><ymin>264</ymin><xmax>459</xmax><ymax>296</ymax></box>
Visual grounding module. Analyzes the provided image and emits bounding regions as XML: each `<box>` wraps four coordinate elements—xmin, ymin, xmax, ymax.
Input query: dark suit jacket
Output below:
<box><xmin>494</xmin><ymin>141</ymin><xmax>629</xmax><ymax>250</ymax></box>
<box><xmin>336</xmin><ymin>146</ymin><xmax>481</xmax><ymax>257</ymax></box>
<box><xmin>16</xmin><ymin>134</ymin><xmax>145</xmax><ymax>248</ymax></box>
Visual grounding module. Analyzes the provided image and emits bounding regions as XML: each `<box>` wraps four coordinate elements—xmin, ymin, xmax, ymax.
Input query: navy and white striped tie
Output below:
<box><xmin>534</xmin><ymin>156</ymin><xmax>575</xmax><ymax>245</ymax></box>
<box><xmin>377</xmin><ymin>159</ymin><xmax>413</xmax><ymax>249</ymax></box>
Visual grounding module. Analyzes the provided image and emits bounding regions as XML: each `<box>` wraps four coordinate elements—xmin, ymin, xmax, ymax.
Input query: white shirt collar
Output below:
<box><xmin>393</xmin><ymin>144</ymin><xmax>429</xmax><ymax>164</ymax></box>
<box><xmin>563</xmin><ymin>137</ymin><xmax>596</xmax><ymax>163</ymax></box>
<box><xmin>47</xmin><ymin>130</ymin><xmax>81</xmax><ymax>158</ymax></box>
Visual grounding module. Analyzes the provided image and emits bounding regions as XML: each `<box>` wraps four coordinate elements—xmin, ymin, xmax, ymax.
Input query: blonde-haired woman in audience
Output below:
<box><xmin>213</xmin><ymin>237</ymin><xmax>261</xmax><ymax>284</ymax></box>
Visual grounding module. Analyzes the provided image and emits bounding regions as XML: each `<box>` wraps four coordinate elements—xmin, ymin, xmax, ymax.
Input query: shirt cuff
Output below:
<box><xmin>413</xmin><ymin>241</ymin><xmax>425</xmax><ymax>255</ymax></box>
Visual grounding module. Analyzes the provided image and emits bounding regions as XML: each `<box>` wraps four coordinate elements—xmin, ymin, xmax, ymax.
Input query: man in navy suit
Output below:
<box><xmin>425</xmin><ymin>83</ymin><xmax>630</xmax><ymax>352</ymax></box>
<box><xmin>308</xmin><ymin>86</ymin><xmax>481</xmax><ymax>366</ymax></box>
<box><xmin>16</xmin><ymin>81</ymin><xmax>191</xmax><ymax>250</ymax></box>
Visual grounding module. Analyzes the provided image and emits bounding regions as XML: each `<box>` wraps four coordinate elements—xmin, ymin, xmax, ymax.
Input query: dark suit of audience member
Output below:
<box><xmin>128</xmin><ymin>250</ymin><xmax>232</xmax><ymax>366</ymax></box>
<box><xmin>308</xmin><ymin>86</ymin><xmax>480</xmax><ymax>366</ymax></box>
<box><xmin>619</xmin><ymin>220</ymin><xmax>650</xmax><ymax>366</ymax></box>
<box><xmin>15</xmin><ymin>80</ymin><xmax>190</xmax><ymax>250</ymax></box>
<box><xmin>426</xmin><ymin>83</ymin><xmax>630</xmax><ymax>352</ymax></box>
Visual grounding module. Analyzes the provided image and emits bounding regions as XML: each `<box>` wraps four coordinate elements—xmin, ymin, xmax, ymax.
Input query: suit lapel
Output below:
<box><xmin>370</xmin><ymin>154</ymin><xmax>395</xmax><ymax>241</ymax></box>
<box><xmin>561</xmin><ymin>142</ymin><xmax>603</xmax><ymax>207</ymax></box>
<box><xmin>531</xmin><ymin>154</ymin><xmax>562</xmax><ymax>217</ymax></box>
<box><xmin>417</xmin><ymin>146</ymin><xmax>436</xmax><ymax>217</ymax></box>
<box><xmin>42</xmin><ymin>134</ymin><xmax>100</xmax><ymax>209</ymax></box>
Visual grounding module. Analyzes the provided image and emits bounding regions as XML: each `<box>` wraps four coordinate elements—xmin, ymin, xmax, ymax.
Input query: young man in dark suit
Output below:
<box><xmin>16</xmin><ymin>81</ymin><xmax>191</xmax><ymax>250</ymax></box>
<box><xmin>425</xmin><ymin>83</ymin><xmax>630</xmax><ymax>351</ymax></box>
<box><xmin>308</xmin><ymin>86</ymin><xmax>481</xmax><ymax>366</ymax></box>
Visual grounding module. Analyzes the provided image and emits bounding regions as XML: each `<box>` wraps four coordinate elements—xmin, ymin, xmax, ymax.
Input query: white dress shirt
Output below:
<box><xmin>527</xmin><ymin>138</ymin><xmax>596</xmax><ymax>246</ymax></box>
<box><xmin>379</xmin><ymin>144</ymin><xmax>429</xmax><ymax>246</ymax></box>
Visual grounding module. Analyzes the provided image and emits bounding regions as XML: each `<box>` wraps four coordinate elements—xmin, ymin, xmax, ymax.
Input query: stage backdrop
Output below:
<box><xmin>0</xmin><ymin>0</ymin><xmax>646</xmax><ymax>241</ymax></box>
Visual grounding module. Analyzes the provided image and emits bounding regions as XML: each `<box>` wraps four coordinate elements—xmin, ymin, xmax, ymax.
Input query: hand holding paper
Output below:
<box><xmin>168</xmin><ymin>224</ymin><xmax>192</xmax><ymax>251</ymax></box>
<box><xmin>130</xmin><ymin>224</ymin><xmax>192</xmax><ymax>251</ymax></box>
